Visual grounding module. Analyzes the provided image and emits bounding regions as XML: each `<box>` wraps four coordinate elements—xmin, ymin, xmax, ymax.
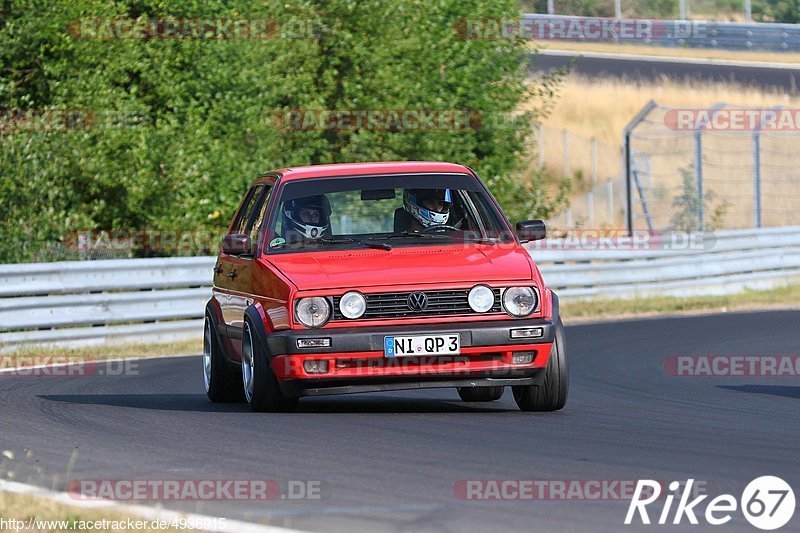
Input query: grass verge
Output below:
<box><xmin>534</xmin><ymin>42</ymin><xmax>800</xmax><ymax>65</ymax></box>
<box><xmin>561</xmin><ymin>283</ymin><xmax>800</xmax><ymax>322</ymax></box>
<box><xmin>0</xmin><ymin>338</ymin><xmax>201</xmax><ymax>367</ymax></box>
<box><xmin>0</xmin><ymin>491</ymin><xmax>180</xmax><ymax>533</ymax></box>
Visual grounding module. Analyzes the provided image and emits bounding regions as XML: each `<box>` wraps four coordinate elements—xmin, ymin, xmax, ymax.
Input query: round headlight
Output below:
<box><xmin>502</xmin><ymin>287</ymin><xmax>538</xmax><ymax>318</ymax></box>
<box><xmin>295</xmin><ymin>297</ymin><xmax>331</xmax><ymax>328</ymax></box>
<box><xmin>468</xmin><ymin>285</ymin><xmax>495</xmax><ymax>313</ymax></box>
<box><xmin>339</xmin><ymin>291</ymin><xmax>367</xmax><ymax>319</ymax></box>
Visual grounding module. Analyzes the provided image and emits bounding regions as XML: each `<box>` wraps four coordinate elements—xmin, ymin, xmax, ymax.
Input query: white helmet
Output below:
<box><xmin>282</xmin><ymin>195</ymin><xmax>331</xmax><ymax>240</ymax></box>
<box><xmin>403</xmin><ymin>189</ymin><xmax>452</xmax><ymax>228</ymax></box>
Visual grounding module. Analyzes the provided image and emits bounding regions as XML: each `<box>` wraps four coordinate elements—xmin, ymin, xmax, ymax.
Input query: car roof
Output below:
<box><xmin>261</xmin><ymin>161</ymin><xmax>473</xmax><ymax>183</ymax></box>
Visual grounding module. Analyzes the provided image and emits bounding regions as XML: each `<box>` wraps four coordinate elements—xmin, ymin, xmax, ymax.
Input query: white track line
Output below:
<box><xmin>0</xmin><ymin>480</ymin><xmax>306</xmax><ymax>533</ymax></box>
<box><xmin>536</xmin><ymin>48</ymin><xmax>800</xmax><ymax>70</ymax></box>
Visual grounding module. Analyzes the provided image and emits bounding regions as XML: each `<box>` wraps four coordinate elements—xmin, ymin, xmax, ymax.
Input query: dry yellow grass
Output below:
<box><xmin>561</xmin><ymin>283</ymin><xmax>800</xmax><ymax>322</ymax></box>
<box><xmin>0</xmin><ymin>491</ymin><xmax>181</xmax><ymax>533</ymax></box>
<box><xmin>532</xmin><ymin>74</ymin><xmax>800</xmax><ymax>145</ymax></box>
<box><xmin>534</xmin><ymin>42</ymin><xmax>800</xmax><ymax>64</ymax></box>
<box><xmin>1</xmin><ymin>338</ymin><xmax>201</xmax><ymax>367</ymax></box>
<box><xmin>521</xmin><ymin>75</ymin><xmax>800</xmax><ymax>228</ymax></box>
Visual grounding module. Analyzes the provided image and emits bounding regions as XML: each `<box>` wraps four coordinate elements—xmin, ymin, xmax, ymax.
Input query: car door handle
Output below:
<box><xmin>227</xmin><ymin>271</ymin><xmax>238</xmax><ymax>279</ymax></box>
<box><xmin>213</xmin><ymin>265</ymin><xmax>223</xmax><ymax>275</ymax></box>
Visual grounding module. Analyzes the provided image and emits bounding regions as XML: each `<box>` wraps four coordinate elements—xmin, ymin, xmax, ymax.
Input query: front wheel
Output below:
<box><xmin>242</xmin><ymin>319</ymin><xmax>298</xmax><ymax>412</ymax></box>
<box><xmin>203</xmin><ymin>314</ymin><xmax>242</xmax><ymax>402</ymax></box>
<box><xmin>457</xmin><ymin>386</ymin><xmax>504</xmax><ymax>402</ymax></box>
<box><xmin>512</xmin><ymin>320</ymin><xmax>568</xmax><ymax>412</ymax></box>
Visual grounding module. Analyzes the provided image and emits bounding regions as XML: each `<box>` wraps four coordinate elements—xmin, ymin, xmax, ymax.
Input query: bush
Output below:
<box><xmin>0</xmin><ymin>0</ymin><xmax>565</xmax><ymax>262</ymax></box>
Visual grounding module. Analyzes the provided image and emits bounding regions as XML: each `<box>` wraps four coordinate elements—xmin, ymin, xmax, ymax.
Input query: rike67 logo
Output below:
<box><xmin>626</xmin><ymin>477</ymin><xmax>795</xmax><ymax>530</ymax></box>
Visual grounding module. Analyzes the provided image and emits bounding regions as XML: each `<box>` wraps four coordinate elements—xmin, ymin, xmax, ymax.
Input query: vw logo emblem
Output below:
<box><xmin>407</xmin><ymin>292</ymin><xmax>428</xmax><ymax>312</ymax></box>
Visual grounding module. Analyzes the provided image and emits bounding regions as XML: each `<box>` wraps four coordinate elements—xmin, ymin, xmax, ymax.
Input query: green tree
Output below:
<box><xmin>1</xmin><ymin>0</ymin><xmax>565</xmax><ymax>262</ymax></box>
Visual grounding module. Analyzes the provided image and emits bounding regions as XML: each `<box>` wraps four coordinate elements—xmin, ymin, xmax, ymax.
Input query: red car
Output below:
<box><xmin>204</xmin><ymin>162</ymin><xmax>567</xmax><ymax>412</ymax></box>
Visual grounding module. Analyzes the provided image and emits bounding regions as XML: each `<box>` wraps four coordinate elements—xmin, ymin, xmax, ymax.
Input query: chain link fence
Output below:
<box><xmin>544</xmin><ymin>101</ymin><xmax>800</xmax><ymax>232</ymax></box>
<box><xmin>624</xmin><ymin>101</ymin><xmax>800</xmax><ymax>232</ymax></box>
<box><xmin>536</xmin><ymin>125</ymin><xmax>627</xmax><ymax>229</ymax></box>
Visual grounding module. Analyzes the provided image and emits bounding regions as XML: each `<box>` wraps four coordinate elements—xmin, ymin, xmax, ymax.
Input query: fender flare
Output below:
<box><xmin>204</xmin><ymin>298</ymin><xmax>230</xmax><ymax>362</ymax></box>
<box><xmin>550</xmin><ymin>290</ymin><xmax>560</xmax><ymax>324</ymax></box>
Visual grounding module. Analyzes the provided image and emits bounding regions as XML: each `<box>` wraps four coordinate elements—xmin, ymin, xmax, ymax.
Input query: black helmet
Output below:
<box><xmin>282</xmin><ymin>195</ymin><xmax>331</xmax><ymax>240</ymax></box>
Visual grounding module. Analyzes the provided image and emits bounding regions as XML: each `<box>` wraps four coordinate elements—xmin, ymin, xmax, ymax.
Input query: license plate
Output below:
<box><xmin>384</xmin><ymin>334</ymin><xmax>460</xmax><ymax>357</ymax></box>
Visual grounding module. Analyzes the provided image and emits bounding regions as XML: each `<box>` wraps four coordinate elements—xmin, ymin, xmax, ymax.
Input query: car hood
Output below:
<box><xmin>264</xmin><ymin>244</ymin><xmax>533</xmax><ymax>291</ymax></box>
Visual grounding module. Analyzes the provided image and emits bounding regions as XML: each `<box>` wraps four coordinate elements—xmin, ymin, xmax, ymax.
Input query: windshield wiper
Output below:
<box><xmin>316</xmin><ymin>237</ymin><xmax>392</xmax><ymax>251</ymax></box>
<box><xmin>461</xmin><ymin>236</ymin><xmax>501</xmax><ymax>245</ymax></box>
<box><xmin>375</xmin><ymin>231</ymin><xmax>453</xmax><ymax>241</ymax></box>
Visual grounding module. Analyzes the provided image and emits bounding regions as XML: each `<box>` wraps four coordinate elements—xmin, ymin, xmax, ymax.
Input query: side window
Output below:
<box><xmin>248</xmin><ymin>185</ymin><xmax>273</xmax><ymax>252</ymax></box>
<box><xmin>231</xmin><ymin>185</ymin><xmax>264</xmax><ymax>236</ymax></box>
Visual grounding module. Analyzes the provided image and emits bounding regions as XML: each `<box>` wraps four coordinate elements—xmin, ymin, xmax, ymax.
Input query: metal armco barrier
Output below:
<box><xmin>1</xmin><ymin>226</ymin><xmax>798</xmax><ymax>351</ymax></box>
<box><xmin>522</xmin><ymin>14</ymin><xmax>800</xmax><ymax>52</ymax></box>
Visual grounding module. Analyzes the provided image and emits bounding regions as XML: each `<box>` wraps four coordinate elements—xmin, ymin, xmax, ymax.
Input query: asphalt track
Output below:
<box><xmin>1</xmin><ymin>310</ymin><xmax>798</xmax><ymax>532</ymax></box>
<box><xmin>530</xmin><ymin>50</ymin><xmax>800</xmax><ymax>92</ymax></box>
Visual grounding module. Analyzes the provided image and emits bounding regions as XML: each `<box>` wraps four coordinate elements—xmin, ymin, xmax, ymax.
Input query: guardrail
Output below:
<box><xmin>526</xmin><ymin>225</ymin><xmax>800</xmax><ymax>299</ymax></box>
<box><xmin>522</xmin><ymin>14</ymin><xmax>800</xmax><ymax>52</ymax></box>
<box><xmin>0</xmin><ymin>257</ymin><xmax>214</xmax><ymax>352</ymax></box>
<box><xmin>1</xmin><ymin>226</ymin><xmax>798</xmax><ymax>352</ymax></box>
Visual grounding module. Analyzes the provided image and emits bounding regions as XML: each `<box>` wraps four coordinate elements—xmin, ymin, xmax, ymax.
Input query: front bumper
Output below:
<box><xmin>267</xmin><ymin>318</ymin><xmax>556</xmax><ymax>397</ymax></box>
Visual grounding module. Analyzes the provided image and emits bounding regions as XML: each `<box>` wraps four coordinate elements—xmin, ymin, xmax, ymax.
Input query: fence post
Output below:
<box><xmin>562</xmin><ymin>129</ymin><xmax>569</xmax><ymax>177</ymax></box>
<box><xmin>694</xmin><ymin>130</ymin><xmax>704</xmax><ymax>232</ymax></box>
<box><xmin>587</xmin><ymin>191</ymin><xmax>595</xmax><ymax>227</ymax></box>
<box><xmin>744</xmin><ymin>0</ymin><xmax>752</xmax><ymax>22</ymax></box>
<box><xmin>679</xmin><ymin>0</ymin><xmax>687</xmax><ymax>19</ymax></box>
<box><xmin>547</xmin><ymin>0</ymin><xmax>554</xmax><ymax>14</ymax></box>
<box><xmin>752</xmin><ymin>129</ymin><xmax>761</xmax><ymax>228</ymax></box>
<box><xmin>694</xmin><ymin>103</ymin><xmax>726</xmax><ymax>232</ymax></box>
<box><xmin>565</xmin><ymin>207</ymin><xmax>573</xmax><ymax>228</ymax></box>
<box><xmin>614</xmin><ymin>0</ymin><xmax>622</xmax><ymax>18</ymax></box>
<box><xmin>625</xmin><ymin>133</ymin><xmax>633</xmax><ymax>233</ymax></box>
<box><xmin>622</xmin><ymin>100</ymin><xmax>658</xmax><ymax>236</ymax></box>
<box><xmin>607</xmin><ymin>179</ymin><xmax>614</xmax><ymax>224</ymax></box>
<box><xmin>591</xmin><ymin>137</ymin><xmax>598</xmax><ymax>186</ymax></box>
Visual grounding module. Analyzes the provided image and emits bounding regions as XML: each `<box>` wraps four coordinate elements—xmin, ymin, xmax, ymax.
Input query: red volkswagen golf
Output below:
<box><xmin>204</xmin><ymin>162</ymin><xmax>567</xmax><ymax>412</ymax></box>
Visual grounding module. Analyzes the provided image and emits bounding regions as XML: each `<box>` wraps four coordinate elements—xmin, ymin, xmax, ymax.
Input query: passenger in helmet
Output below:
<box><xmin>402</xmin><ymin>189</ymin><xmax>452</xmax><ymax>231</ymax></box>
<box><xmin>282</xmin><ymin>195</ymin><xmax>331</xmax><ymax>244</ymax></box>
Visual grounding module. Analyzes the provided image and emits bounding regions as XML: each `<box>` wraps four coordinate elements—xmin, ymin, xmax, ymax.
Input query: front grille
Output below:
<box><xmin>332</xmin><ymin>288</ymin><xmax>502</xmax><ymax>320</ymax></box>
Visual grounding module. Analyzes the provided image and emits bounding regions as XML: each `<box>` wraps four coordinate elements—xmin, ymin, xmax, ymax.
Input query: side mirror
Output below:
<box><xmin>516</xmin><ymin>220</ymin><xmax>546</xmax><ymax>243</ymax></box>
<box><xmin>221</xmin><ymin>233</ymin><xmax>253</xmax><ymax>256</ymax></box>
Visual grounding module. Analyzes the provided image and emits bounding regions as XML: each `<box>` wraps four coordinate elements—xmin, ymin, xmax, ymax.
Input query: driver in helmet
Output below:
<box><xmin>282</xmin><ymin>194</ymin><xmax>331</xmax><ymax>245</ymax></box>
<box><xmin>402</xmin><ymin>188</ymin><xmax>453</xmax><ymax>231</ymax></box>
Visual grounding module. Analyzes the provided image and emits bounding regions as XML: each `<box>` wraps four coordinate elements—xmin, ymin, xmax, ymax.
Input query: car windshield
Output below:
<box><xmin>265</xmin><ymin>173</ymin><xmax>512</xmax><ymax>253</ymax></box>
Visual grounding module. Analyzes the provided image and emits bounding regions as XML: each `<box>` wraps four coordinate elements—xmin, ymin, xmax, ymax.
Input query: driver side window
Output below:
<box><xmin>230</xmin><ymin>184</ymin><xmax>271</xmax><ymax>255</ymax></box>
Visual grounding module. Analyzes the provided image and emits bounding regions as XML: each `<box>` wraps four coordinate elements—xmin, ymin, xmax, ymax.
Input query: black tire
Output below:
<box><xmin>203</xmin><ymin>313</ymin><xmax>243</xmax><ymax>402</ymax></box>
<box><xmin>243</xmin><ymin>317</ymin><xmax>298</xmax><ymax>413</ymax></box>
<box><xmin>512</xmin><ymin>319</ymin><xmax>568</xmax><ymax>412</ymax></box>
<box><xmin>457</xmin><ymin>386</ymin><xmax>504</xmax><ymax>402</ymax></box>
